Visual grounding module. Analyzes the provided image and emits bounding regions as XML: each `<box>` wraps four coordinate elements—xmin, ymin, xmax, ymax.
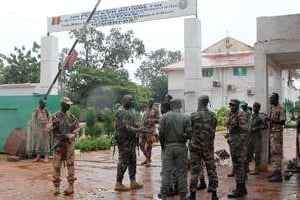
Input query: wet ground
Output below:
<box><xmin>0</xmin><ymin>129</ymin><xmax>300</xmax><ymax>200</ymax></box>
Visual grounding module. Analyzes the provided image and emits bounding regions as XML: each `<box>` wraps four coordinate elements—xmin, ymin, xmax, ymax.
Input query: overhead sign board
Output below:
<box><xmin>48</xmin><ymin>0</ymin><xmax>197</xmax><ymax>33</ymax></box>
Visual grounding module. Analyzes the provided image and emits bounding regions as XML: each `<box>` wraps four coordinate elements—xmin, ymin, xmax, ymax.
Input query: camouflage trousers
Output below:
<box><xmin>270</xmin><ymin>129</ymin><xmax>283</xmax><ymax>172</ymax></box>
<box><xmin>139</xmin><ymin>133</ymin><xmax>154</xmax><ymax>161</ymax></box>
<box><xmin>36</xmin><ymin>126</ymin><xmax>50</xmax><ymax>154</ymax></box>
<box><xmin>52</xmin><ymin>138</ymin><xmax>76</xmax><ymax>187</ymax></box>
<box><xmin>247</xmin><ymin>131</ymin><xmax>262</xmax><ymax>167</ymax></box>
<box><xmin>228</xmin><ymin>134</ymin><xmax>246</xmax><ymax>184</ymax></box>
<box><xmin>190</xmin><ymin>148</ymin><xmax>218</xmax><ymax>192</ymax></box>
<box><xmin>162</xmin><ymin>144</ymin><xmax>188</xmax><ymax>196</ymax></box>
<box><xmin>116</xmin><ymin>144</ymin><xmax>136</xmax><ymax>182</ymax></box>
<box><xmin>199</xmin><ymin>160</ymin><xmax>205</xmax><ymax>179</ymax></box>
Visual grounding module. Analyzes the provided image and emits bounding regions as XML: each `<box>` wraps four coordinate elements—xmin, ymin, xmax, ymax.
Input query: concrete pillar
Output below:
<box><xmin>271</xmin><ymin>65</ymin><xmax>282</xmax><ymax>102</ymax></box>
<box><xmin>39</xmin><ymin>36</ymin><xmax>59</xmax><ymax>95</ymax></box>
<box><xmin>254</xmin><ymin>44</ymin><xmax>269</xmax><ymax>171</ymax></box>
<box><xmin>184</xmin><ymin>18</ymin><xmax>202</xmax><ymax>113</ymax></box>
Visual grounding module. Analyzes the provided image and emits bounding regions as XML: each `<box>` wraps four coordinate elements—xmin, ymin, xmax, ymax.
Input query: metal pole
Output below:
<box><xmin>43</xmin><ymin>0</ymin><xmax>102</xmax><ymax>100</ymax></box>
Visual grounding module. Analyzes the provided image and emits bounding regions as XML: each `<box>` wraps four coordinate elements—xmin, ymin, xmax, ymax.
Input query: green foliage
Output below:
<box><xmin>86</xmin><ymin>108</ymin><xmax>96</xmax><ymax>129</ymax></box>
<box><xmin>216</xmin><ymin>126</ymin><xmax>227</xmax><ymax>132</ymax></box>
<box><xmin>285</xmin><ymin>121</ymin><xmax>296</xmax><ymax>129</ymax></box>
<box><xmin>217</xmin><ymin>107</ymin><xmax>229</xmax><ymax>126</ymax></box>
<box><xmin>75</xmin><ymin>136</ymin><xmax>112</xmax><ymax>152</ymax></box>
<box><xmin>70</xmin><ymin>105</ymin><xmax>81</xmax><ymax>120</ymax></box>
<box><xmin>0</xmin><ymin>42</ymin><xmax>40</xmax><ymax>84</ymax></box>
<box><xmin>101</xmin><ymin>108</ymin><xmax>115</xmax><ymax>135</ymax></box>
<box><xmin>135</xmin><ymin>49</ymin><xmax>182</xmax><ymax>102</ymax></box>
<box><xmin>284</xmin><ymin>99</ymin><xmax>295</xmax><ymax>121</ymax></box>
<box><xmin>68</xmin><ymin>27</ymin><xmax>145</xmax><ymax>69</ymax></box>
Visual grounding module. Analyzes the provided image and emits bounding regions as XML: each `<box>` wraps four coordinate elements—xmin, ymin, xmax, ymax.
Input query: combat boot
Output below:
<box><xmin>130</xmin><ymin>180</ymin><xmax>143</xmax><ymax>190</ymax></box>
<box><xmin>145</xmin><ymin>158</ymin><xmax>151</xmax><ymax>167</ymax></box>
<box><xmin>114</xmin><ymin>182</ymin><xmax>130</xmax><ymax>191</ymax></box>
<box><xmin>53</xmin><ymin>186</ymin><xmax>60</xmax><ymax>195</ymax></box>
<box><xmin>44</xmin><ymin>153</ymin><xmax>49</xmax><ymax>162</ymax></box>
<box><xmin>268</xmin><ymin>172</ymin><xmax>282</xmax><ymax>182</ymax></box>
<box><xmin>250</xmin><ymin>164</ymin><xmax>259</xmax><ymax>175</ymax></box>
<box><xmin>228</xmin><ymin>169</ymin><xmax>234</xmax><ymax>177</ymax></box>
<box><xmin>141</xmin><ymin>160</ymin><xmax>147</xmax><ymax>165</ymax></box>
<box><xmin>212</xmin><ymin>191</ymin><xmax>219</xmax><ymax>200</ymax></box>
<box><xmin>63</xmin><ymin>184</ymin><xmax>74</xmax><ymax>196</ymax></box>
<box><xmin>196</xmin><ymin>178</ymin><xmax>207</xmax><ymax>190</ymax></box>
<box><xmin>33</xmin><ymin>153</ymin><xmax>41</xmax><ymax>162</ymax></box>
<box><xmin>227</xmin><ymin>183</ymin><xmax>247</xmax><ymax>198</ymax></box>
<box><xmin>187</xmin><ymin>191</ymin><xmax>196</xmax><ymax>200</ymax></box>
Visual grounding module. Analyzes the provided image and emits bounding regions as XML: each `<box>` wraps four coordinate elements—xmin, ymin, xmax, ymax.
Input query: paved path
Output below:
<box><xmin>0</xmin><ymin>129</ymin><xmax>300</xmax><ymax>200</ymax></box>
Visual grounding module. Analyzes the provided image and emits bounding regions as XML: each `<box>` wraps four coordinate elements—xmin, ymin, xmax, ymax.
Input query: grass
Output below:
<box><xmin>75</xmin><ymin>135</ymin><xmax>113</xmax><ymax>152</ymax></box>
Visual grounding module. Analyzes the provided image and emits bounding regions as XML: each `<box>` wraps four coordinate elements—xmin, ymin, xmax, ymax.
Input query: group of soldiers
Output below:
<box><xmin>32</xmin><ymin>92</ymin><xmax>287</xmax><ymax>199</ymax></box>
<box><xmin>114</xmin><ymin>92</ymin><xmax>286</xmax><ymax>200</ymax></box>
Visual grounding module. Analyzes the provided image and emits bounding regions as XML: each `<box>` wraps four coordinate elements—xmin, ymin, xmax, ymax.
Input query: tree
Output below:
<box><xmin>63</xmin><ymin>28</ymin><xmax>147</xmax><ymax>111</ymax></box>
<box><xmin>0</xmin><ymin>42</ymin><xmax>40</xmax><ymax>84</ymax></box>
<box><xmin>135</xmin><ymin>49</ymin><xmax>182</xmax><ymax>102</ymax></box>
<box><xmin>68</xmin><ymin>27</ymin><xmax>145</xmax><ymax>69</ymax></box>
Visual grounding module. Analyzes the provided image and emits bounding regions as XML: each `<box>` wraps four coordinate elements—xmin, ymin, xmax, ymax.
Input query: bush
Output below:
<box><xmin>86</xmin><ymin>108</ymin><xmax>97</xmax><ymax>130</ymax></box>
<box><xmin>101</xmin><ymin>108</ymin><xmax>115</xmax><ymax>135</ymax></box>
<box><xmin>285</xmin><ymin>121</ymin><xmax>296</xmax><ymax>129</ymax></box>
<box><xmin>70</xmin><ymin>105</ymin><xmax>81</xmax><ymax>120</ymax></box>
<box><xmin>86</xmin><ymin>123</ymin><xmax>103</xmax><ymax>137</ymax></box>
<box><xmin>216</xmin><ymin>126</ymin><xmax>227</xmax><ymax>132</ymax></box>
<box><xmin>216</xmin><ymin>107</ymin><xmax>229</xmax><ymax>126</ymax></box>
<box><xmin>75</xmin><ymin>136</ymin><xmax>113</xmax><ymax>152</ymax></box>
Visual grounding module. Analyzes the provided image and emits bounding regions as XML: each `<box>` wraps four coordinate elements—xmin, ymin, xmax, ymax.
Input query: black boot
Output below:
<box><xmin>187</xmin><ymin>191</ymin><xmax>196</xmax><ymax>200</ymax></box>
<box><xmin>212</xmin><ymin>191</ymin><xmax>218</xmax><ymax>200</ymax></box>
<box><xmin>227</xmin><ymin>183</ymin><xmax>247</xmax><ymax>198</ymax></box>
<box><xmin>267</xmin><ymin>172</ymin><xmax>275</xmax><ymax>179</ymax></box>
<box><xmin>196</xmin><ymin>179</ymin><xmax>207</xmax><ymax>190</ymax></box>
<box><xmin>268</xmin><ymin>172</ymin><xmax>282</xmax><ymax>182</ymax></box>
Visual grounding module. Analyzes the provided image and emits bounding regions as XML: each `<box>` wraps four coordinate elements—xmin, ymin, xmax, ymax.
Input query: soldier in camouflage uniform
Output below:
<box><xmin>188</xmin><ymin>95</ymin><xmax>218</xmax><ymax>200</ymax></box>
<box><xmin>159</xmin><ymin>99</ymin><xmax>191</xmax><ymax>200</ymax></box>
<box><xmin>51</xmin><ymin>97</ymin><xmax>80</xmax><ymax>196</ymax></box>
<box><xmin>226</xmin><ymin>99</ymin><xmax>248</xmax><ymax>198</ymax></box>
<box><xmin>240</xmin><ymin>102</ymin><xmax>251</xmax><ymax>173</ymax></box>
<box><xmin>140</xmin><ymin>98</ymin><xmax>160</xmax><ymax>167</ymax></box>
<box><xmin>247</xmin><ymin>102</ymin><xmax>264</xmax><ymax>175</ymax></box>
<box><xmin>268</xmin><ymin>93</ymin><xmax>286</xmax><ymax>182</ymax></box>
<box><xmin>114</xmin><ymin>95</ymin><xmax>146</xmax><ymax>191</ymax></box>
<box><xmin>33</xmin><ymin>99</ymin><xmax>51</xmax><ymax>162</ymax></box>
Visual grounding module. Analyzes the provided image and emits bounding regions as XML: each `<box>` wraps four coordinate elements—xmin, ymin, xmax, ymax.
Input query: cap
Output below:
<box><xmin>229</xmin><ymin>99</ymin><xmax>240</xmax><ymax>106</ymax></box>
<box><xmin>60</xmin><ymin>97</ymin><xmax>73</xmax><ymax>105</ymax></box>
<box><xmin>198</xmin><ymin>95</ymin><xmax>209</xmax><ymax>101</ymax></box>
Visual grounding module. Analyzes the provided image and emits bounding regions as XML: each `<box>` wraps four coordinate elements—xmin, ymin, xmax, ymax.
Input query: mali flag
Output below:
<box><xmin>52</xmin><ymin>17</ymin><xmax>61</xmax><ymax>25</ymax></box>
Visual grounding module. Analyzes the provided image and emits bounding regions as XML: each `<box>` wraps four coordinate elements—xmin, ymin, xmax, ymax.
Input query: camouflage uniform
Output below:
<box><xmin>189</xmin><ymin>108</ymin><xmax>218</xmax><ymax>192</ymax></box>
<box><xmin>269</xmin><ymin>105</ymin><xmax>286</xmax><ymax>173</ymax></box>
<box><xmin>115</xmin><ymin>105</ymin><xmax>139</xmax><ymax>183</ymax></box>
<box><xmin>295</xmin><ymin>100</ymin><xmax>300</xmax><ymax>160</ymax></box>
<box><xmin>140</xmin><ymin>105</ymin><xmax>159</xmax><ymax>162</ymax></box>
<box><xmin>159</xmin><ymin>99</ymin><xmax>191</xmax><ymax>199</ymax></box>
<box><xmin>34</xmin><ymin>107</ymin><xmax>51</xmax><ymax>154</ymax></box>
<box><xmin>52</xmin><ymin>111</ymin><xmax>80</xmax><ymax>187</ymax></box>
<box><xmin>227</xmin><ymin>111</ymin><xmax>248</xmax><ymax>184</ymax></box>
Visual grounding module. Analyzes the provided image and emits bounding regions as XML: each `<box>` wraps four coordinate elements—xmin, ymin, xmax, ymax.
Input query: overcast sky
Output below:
<box><xmin>1</xmin><ymin>0</ymin><xmax>300</xmax><ymax>80</ymax></box>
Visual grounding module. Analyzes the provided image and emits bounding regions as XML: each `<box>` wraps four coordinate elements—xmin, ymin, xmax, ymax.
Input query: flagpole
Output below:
<box><xmin>43</xmin><ymin>0</ymin><xmax>102</xmax><ymax>100</ymax></box>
